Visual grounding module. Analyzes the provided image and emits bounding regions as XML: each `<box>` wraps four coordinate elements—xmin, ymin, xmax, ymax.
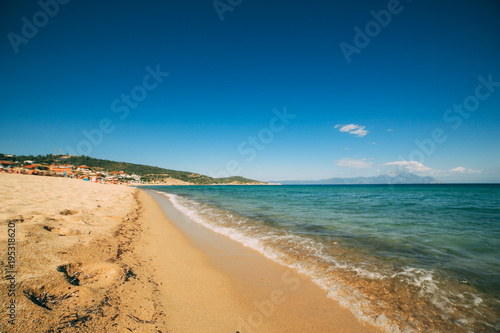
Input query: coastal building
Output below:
<box><xmin>0</xmin><ymin>161</ymin><xmax>13</xmax><ymax>167</ymax></box>
<box><xmin>23</xmin><ymin>164</ymin><xmax>48</xmax><ymax>175</ymax></box>
<box><xmin>0</xmin><ymin>161</ymin><xmax>14</xmax><ymax>171</ymax></box>
<box><xmin>76</xmin><ymin>165</ymin><xmax>90</xmax><ymax>172</ymax></box>
<box><xmin>77</xmin><ymin>165</ymin><xmax>91</xmax><ymax>173</ymax></box>
<box><xmin>109</xmin><ymin>171</ymin><xmax>129</xmax><ymax>178</ymax></box>
<box><xmin>50</xmin><ymin>165</ymin><xmax>75</xmax><ymax>175</ymax></box>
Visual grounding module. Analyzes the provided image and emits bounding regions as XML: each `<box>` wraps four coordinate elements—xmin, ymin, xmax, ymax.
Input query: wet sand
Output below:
<box><xmin>142</xmin><ymin>189</ymin><xmax>381</xmax><ymax>332</ymax></box>
<box><xmin>0</xmin><ymin>173</ymin><xmax>381</xmax><ymax>332</ymax></box>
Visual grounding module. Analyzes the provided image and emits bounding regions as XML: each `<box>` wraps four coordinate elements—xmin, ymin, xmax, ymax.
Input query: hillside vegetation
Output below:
<box><xmin>0</xmin><ymin>153</ymin><xmax>265</xmax><ymax>185</ymax></box>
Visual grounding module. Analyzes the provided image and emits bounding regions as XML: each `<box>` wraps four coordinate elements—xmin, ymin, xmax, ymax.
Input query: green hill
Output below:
<box><xmin>0</xmin><ymin>153</ymin><xmax>265</xmax><ymax>185</ymax></box>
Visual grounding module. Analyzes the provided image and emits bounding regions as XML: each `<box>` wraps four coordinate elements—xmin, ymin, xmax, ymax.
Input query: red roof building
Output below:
<box><xmin>50</xmin><ymin>164</ymin><xmax>74</xmax><ymax>171</ymax></box>
<box><xmin>0</xmin><ymin>161</ymin><xmax>14</xmax><ymax>170</ymax></box>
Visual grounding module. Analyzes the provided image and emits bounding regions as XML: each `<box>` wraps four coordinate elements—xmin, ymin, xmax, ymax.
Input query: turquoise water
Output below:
<box><xmin>145</xmin><ymin>184</ymin><xmax>500</xmax><ymax>332</ymax></box>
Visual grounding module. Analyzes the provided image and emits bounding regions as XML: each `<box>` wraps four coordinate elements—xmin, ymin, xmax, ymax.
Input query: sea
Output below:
<box><xmin>144</xmin><ymin>184</ymin><xmax>500</xmax><ymax>332</ymax></box>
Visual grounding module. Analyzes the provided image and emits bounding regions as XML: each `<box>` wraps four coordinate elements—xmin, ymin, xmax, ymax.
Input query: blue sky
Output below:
<box><xmin>1</xmin><ymin>0</ymin><xmax>499</xmax><ymax>182</ymax></box>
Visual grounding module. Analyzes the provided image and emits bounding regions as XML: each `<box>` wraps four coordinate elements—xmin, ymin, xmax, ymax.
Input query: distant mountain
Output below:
<box><xmin>271</xmin><ymin>170</ymin><xmax>440</xmax><ymax>185</ymax></box>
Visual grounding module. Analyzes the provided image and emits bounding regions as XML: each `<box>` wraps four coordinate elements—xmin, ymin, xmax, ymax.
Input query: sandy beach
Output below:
<box><xmin>0</xmin><ymin>173</ymin><xmax>380</xmax><ymax>332</ymax></box>
<box><xmin>0</xmin><ymin>173</ymin><xmax>167</xmax><ymax>332</ymax></box>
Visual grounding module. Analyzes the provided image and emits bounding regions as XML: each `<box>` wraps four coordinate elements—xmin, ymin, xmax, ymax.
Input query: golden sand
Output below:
<box><xmin>0</xmin><ymin>173</ymin><xmax>380</xmax><ymax>332</ymax></box>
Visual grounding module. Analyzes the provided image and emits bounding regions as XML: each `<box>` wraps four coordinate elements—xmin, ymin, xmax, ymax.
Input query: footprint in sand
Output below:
<box><xmin>57</xmin><ymin>262</ymin><xmax>125</xmax><ymax>288</ymax></box>
<box><xmin>59</xmin><ymin>209</ymin><xmax>78</xmax><ymax>216</ymax></box>
<box><xmin>24</xmin><ymin>285</ymin><xmax>78</xmax><ymax>310</ymax></box>
<box><xmin>42</xmin><ymin>225</ymin><xmax>81</xmax><ymax>236</ymax></box>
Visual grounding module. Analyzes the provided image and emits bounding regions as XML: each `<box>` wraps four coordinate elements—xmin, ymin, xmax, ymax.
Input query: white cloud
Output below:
<box><xmin>449</xmin><ymin>166</ymin><xmax>481</xmax><ymax>174</ymax></box>
<box><xmin>383</xmin><ymin>161</ymin><xmax>432</xmax><ymax>173</ymax></box>
<box><xmin>344</xmin><ymin>147</ymin><xmax>350</xmax><ymax>150</ymax></box>
<box><xmin>338</xmin><ymin>124</ymin><xmax>360</xmax><ymax>132</ymax></box>
<box><xmin>336</xmin><ymin>158</ymin><xmax>373</xmax><ymax>169</ymax></box>
<box><xmin>335</xmin><ymin>124</ymin><xmax>368</xmax><ymax>137</ymax></box>
<box><xmin>351</xmin><ymin>128</ymin><xmax>368</xmax><ymax>137</ymax></box>
<box><xmin>387</xmin><ymin>129</ymin><xmax>394</xmax><ymax>132</ymax></box>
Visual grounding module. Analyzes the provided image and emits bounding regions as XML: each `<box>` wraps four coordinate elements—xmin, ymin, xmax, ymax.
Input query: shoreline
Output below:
<box><xmin>134</xmin><ymin>183</ymin><xmax>281</xmax><ymax>186</ymax></box>
<box><xmin>141</xmin><ymin>189</ymin><xmax>381</xmax><ymax>332</ymax></box>
<box><xmin>0</xmin><ymin>173</ymin><xmax>379</xmax><ymax>332</ymax></box>
<box><xmin>149</xmin><ymin>184</ymin><xmax>500</xmax><ymax>332</ymax></box>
